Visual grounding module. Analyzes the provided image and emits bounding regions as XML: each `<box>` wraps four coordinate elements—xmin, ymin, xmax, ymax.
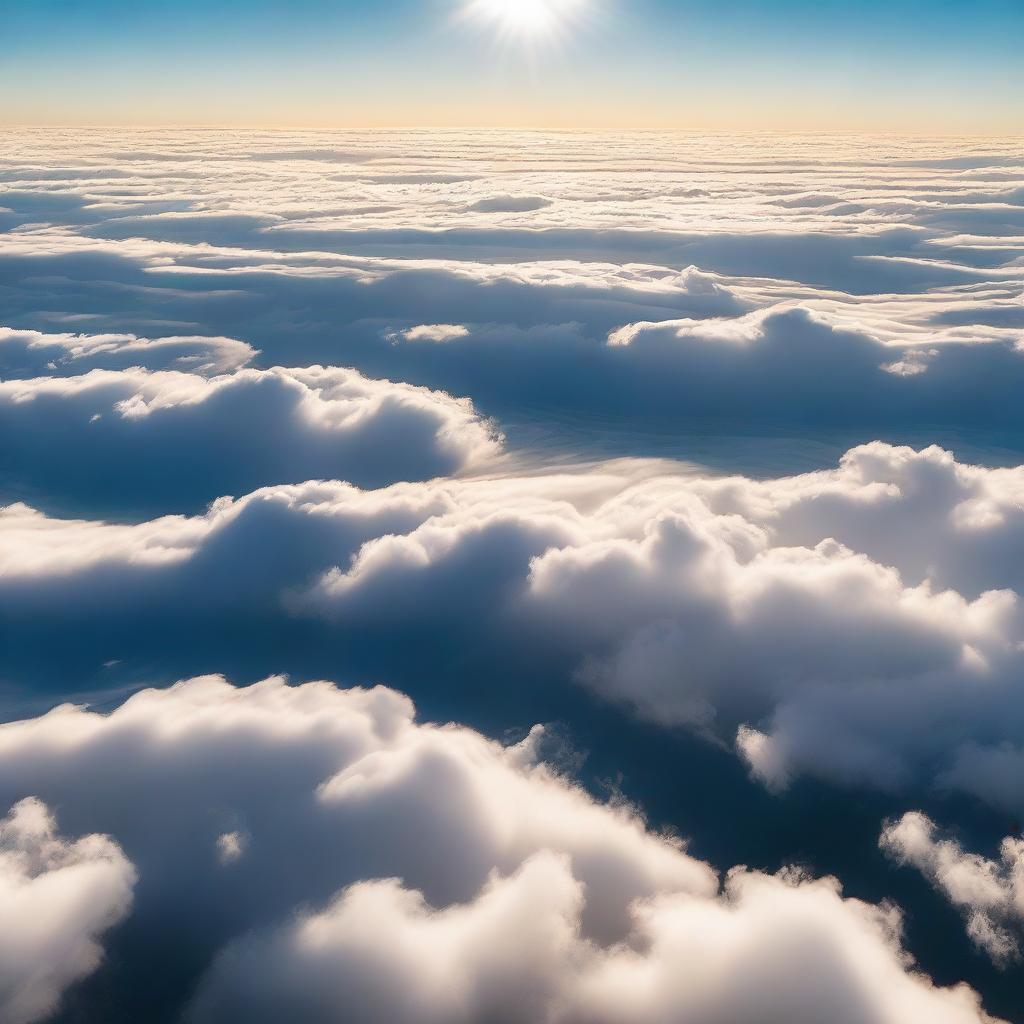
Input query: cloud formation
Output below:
<box><xmin>4</xmin><ymin>445</ymin><xmax>1024</xmax><ymax>806</ymax></box>
<box><xmin>191</xmin><ymin>856</ymin><xmax>999</xmax><ymax>1024</ymax></box>
<box><xmin>3</xmin><ymin>132</ymin><xmax>1022</xmax><ymax>468</ymax></box>
<box><xmin>881</xmin><ymin>813</ymin><xmax>1024</xmax><ymax>966</ymax></box>
<box><xmin>395</xmin><ymin>324</ymin><xmax>471</xmax><ymax>344</ymax></box>
<box><xmin>3</xmin><ymin>130</ymin><xmax>1024</xmax><ymax>1021</ymax></box>
<box><xmin>0</xmin><ymin>362</ymin><xmax>499</xmax><ymax>515</ymax></box>
<box><xmin>0</xmin><ymin>798</ymin><xmax>135</xmax><ymax>1024</ymax></box>
<box><xmin>689</xmin><ymin>442</ymin><xmax>1024</xmax><ymax>597</ymax></box>
<box><xmin>0</xmin><ymin>676</ymin><xmax>1003</xmax><ymax>1024</ymax></box>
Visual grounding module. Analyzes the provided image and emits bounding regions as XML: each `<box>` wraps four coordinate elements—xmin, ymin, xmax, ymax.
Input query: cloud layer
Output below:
<box><xmin>3</xmin><ymin>130</ymin><xmax>1024</xmax><ymax>1021</ymax></box>
<box><xmin>0</xmin><ymin>325</ymin><xmax>256</xmax><ymax>378</ymax></box>
<box><xmin>2</xmin><ymin>131</ymin><xmax>1022</xmax><ymax>468</ymax></box>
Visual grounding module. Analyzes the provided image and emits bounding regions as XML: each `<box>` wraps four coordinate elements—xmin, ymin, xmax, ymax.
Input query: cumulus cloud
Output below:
<box><xmin>0</xmin><ymin>676</ymin><xmax>1003</xmax><ymax>1024</ymax></box>
<box><xmin>291</xmin><ymin>451</ymin><xmax>1024</xmax><ymax>794</ymax></box>
<box><xmin>0</xmin><ymin>364</ymin><xmax>500</xmax><ymax>515</ymax></box>
<box><xmin>0</xmin><ymin>675</ymin><xmax>710</xmax><ymax>1020</ymax></box>
<box><xmin>393</xmin><ymin>324</ymin><xmax>471</xmax><ymax>344</ymax></box>
<box><xmin>190</xmin><ymin>856</ymin><xmax>999</xmax><ymax>1024</ymax></box>
<box><xmin>690</xmin><ymin>441</ymin><xmax>1024</xmax><ymax>597</ymax></box>
<box><xmin>4</xmin><ymin>445</ymin><xmax>1024</xmax><ymax>803</ymax></box>
<box><xmin>602</xmin><ymin>304</ymin><xmax>1024</xmax><ymax>439</ymax></box>
<box><xmin>881</xmin><ymin>812</ymin><xmax>1024</xmax><ymax>966</ymax></box>
<box><xmin>0</xmin><ymin>798</ymin><xmax>135</xmax><ymax>1024</ymax></box>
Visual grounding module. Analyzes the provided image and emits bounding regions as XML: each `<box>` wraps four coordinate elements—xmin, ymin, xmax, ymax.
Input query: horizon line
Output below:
<box><xmin>3</xmin><ymin>123</ymin><xmax>1024</xmax><ymax>140</ymax></box>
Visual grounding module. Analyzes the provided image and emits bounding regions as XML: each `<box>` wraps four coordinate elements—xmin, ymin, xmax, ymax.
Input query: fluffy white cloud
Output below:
<box><xmin>691</xmin><ymin>440</ymin><xmax>1024</xmax><ymax>596</ymax></box>
<box><xmin>603</xmin><ymin>304</ymin><xmax>1024</xmax><ymax>441</ymax></box>
<box><xmin>0</xmin><ymin>798</ymin><xmax>135</xmax><ymax>1024</ymax></box>
<box><xmin>293</xmin><ymin>450</ymin><xmax>1024</xmax><ymax>793</ymax></box>
<box><xmin>0</xmin><ymin>364</ymin><xmax>500</xmax><ymax>514</ymax></box>
<box><xmin>4</xmin><ymin>445</ymin><xmax>1024</xmax><ymax>801</ymax></box>
<box><xmin>190</xmin><ymin>856</ymin><xmax>1000</xmax><ymax>1024</ymax></box>
<box><xmin>0</xmin><ymin>674</ymin><xmax>716</xmax><ymax>947</ymax></box>
<box><xmin>392</xmin><ymin>324</ymin><xmax>471</xmax><ymax>344</ymax></box>
<box><xmin>0</xmin><ymin>676</ymin><xmax>1003</xmax><ymax>1024</ymax></box>
<box><xmin>881</xmin><ymin>812</ymin><xmax>1024</xmax><ymax>965</ymax></box>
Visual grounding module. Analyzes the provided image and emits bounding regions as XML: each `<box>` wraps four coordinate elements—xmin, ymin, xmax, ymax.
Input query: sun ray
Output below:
<box><xmin>463</xmin><ymin>0</ymin><xmax>589</xmax><ymax>42</ymax></box>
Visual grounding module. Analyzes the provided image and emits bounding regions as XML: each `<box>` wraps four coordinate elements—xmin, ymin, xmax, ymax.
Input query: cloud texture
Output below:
<box><xmin>0</xmin><ymin>799</ymin><xmax>135</xmax><ymax>1024</ymax></box>
<box><xmin>2</xmin><ymin>130</ymin><xmax>1022</xmax><ymax>468</ymax></box>
<box><xmin>0</xmin><ymin>676</ymin><xmax>1003</xmax><ymax>1024</ymax></box>
<box><xmin>3</xmin><ymin>129</ymin><xmax>1024</xmax><ymax>1021</ymax></box>
<box><xmin>3</xmin><ymin>444</ymin><xmax>1024</xmax><ymax>808</ymax></box>
<box><xmin>0</xmin><ymin>360</ymin><xmax>499</xmax><ymax>515</ymax></box>
<box><xmin>881</xmin><ymin>813</ymin><xmax>1024</xmax><ymax>966</ymax></box>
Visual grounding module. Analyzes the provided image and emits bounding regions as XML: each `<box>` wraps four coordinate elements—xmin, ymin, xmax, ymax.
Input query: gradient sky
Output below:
<box><xmin>2</xmin><ymin>0</ymin><xmax>1022</xmax><ymax>132</ymax></box>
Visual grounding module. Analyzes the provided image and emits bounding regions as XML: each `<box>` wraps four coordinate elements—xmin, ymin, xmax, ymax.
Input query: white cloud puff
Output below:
<box><xmin>0</xmin><ymin>364</ymin><xmax>500</xmax><ymax>514</ymax></box>
<box><xmin>603</xmin><ymin>305</ymin><xmax>1024</xmax><ymax>433</ymax></box>
<box><xmin>0</xmin><ymin>676</ymin><xmax>1003</xmax><ymax>1024</ymax></box>
<box><xmin>190</xmin><ymin>856</ymin><xmax>1000</xmax><ymax>1024</ymax></box>
<box><xmin>0</xmin><ymin>798</ymin><xmax>135</xmax><ymax>1024</ymax></box>
<box><xmin>393</xmin><ymin>324</ymin><xmax>471</xmax><ymax>344</ymax></box>
<box><xmin>689</xmin><ymin>441</ymin><xmax>1024</xmax><ymax>597</ymax></box>
<box><xmin>881</xmin><ymin>812</ymin><xmax>1024</xmax><ymax>966</ymax></box>
<box><xmin>291</xmin><ymin>449</ymin><xmax>1024</xmax><ymax>794</ymax></box>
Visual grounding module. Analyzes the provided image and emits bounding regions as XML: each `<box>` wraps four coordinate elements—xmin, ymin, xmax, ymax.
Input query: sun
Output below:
<box><xmin>464</xmin><ymin>0</ymin><xmax>588</xmax><ymax>40</ymax></box>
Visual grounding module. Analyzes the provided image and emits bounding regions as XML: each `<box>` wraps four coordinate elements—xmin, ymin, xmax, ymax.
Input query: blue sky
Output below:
<box><xmin>2</xmin><ymin>0</ymin><xmax>1022</xmax><ymax>130</ymax></box>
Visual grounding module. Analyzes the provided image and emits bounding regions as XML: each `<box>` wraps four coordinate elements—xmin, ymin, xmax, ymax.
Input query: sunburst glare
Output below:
<box><xmin>463</xmin><ymin>0</ymin><xmax>590</xmax><ymax>43</ymax></box>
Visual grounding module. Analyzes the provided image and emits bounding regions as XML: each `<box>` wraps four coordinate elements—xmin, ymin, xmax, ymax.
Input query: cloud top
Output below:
<box><xmin>0</xmin><ymin>676</ymin><xmax>1004</xmax><ymax>1024</ymax></box>
<box><xmin>0</xmin><ymin>798</ymin><xmax>135</xmax><ymax>1024</ymax></box>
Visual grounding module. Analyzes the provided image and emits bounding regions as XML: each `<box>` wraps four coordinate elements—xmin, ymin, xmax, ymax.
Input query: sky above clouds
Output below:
<box><xmin>1</xmin><ymin>0</ymin><xmax>1023</xmax><ymax>131</ymax></box>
